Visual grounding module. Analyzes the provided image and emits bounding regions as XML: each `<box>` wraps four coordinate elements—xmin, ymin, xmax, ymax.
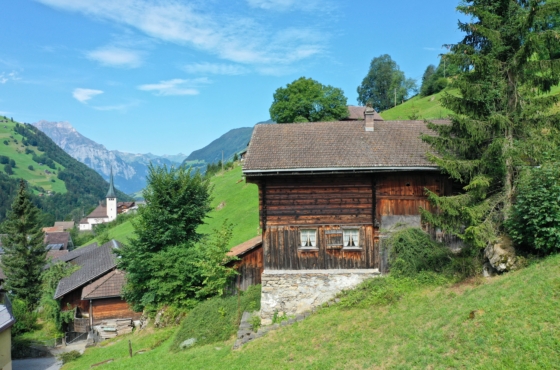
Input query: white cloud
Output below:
<box><xmin>36</xmin><ymin>0</ymin><xmax>326</xmax><ymax>69</ymax></box>
<box><xmin>183</xmin><ymin>62</ymin><xmax>249</xmax><ymax>75</ymax></box>
<box><xmin>137</xmin><ymin>78</ymin><xmax>210</xmax><ymax>96</ymax></box>
<box><xmin>246</xmin><ymin>0</ymin><xmax>322</xmax><ymax>12</ymax></box>
<box><xmin>73</xmin><ymin>88</ymin><xmax>103</xmax><ymax>103</ymax></box>
<box><xmin>87</xmin><ymin>46</ymin><xmax>143</xmax><ymax>68</ymax></box>
<box><xmin>93</xmin><ymin>101</ymin><xmax>139</xmax><ymax>112</ymax></box>
<box><xmin>0</xmin><ymin>71</ymin><xmax>20</xmax><ymax>84</ymax></box>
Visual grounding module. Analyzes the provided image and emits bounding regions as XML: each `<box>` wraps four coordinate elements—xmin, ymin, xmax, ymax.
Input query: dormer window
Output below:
<box><xmin>300</xmin><ymin>229</ymin><xmax>317</xmax><ymax>249</ymax></box>
<box><xmin>343</xmin><ymin>228</ymin><xmax>360</xmax><ymax>249</ymax></box>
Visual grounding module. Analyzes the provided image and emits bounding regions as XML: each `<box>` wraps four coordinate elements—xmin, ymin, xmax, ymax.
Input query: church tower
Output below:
<box><xmin>106</xmin><ymin>168</ymin><xmax>117</xmax><ymax>222</ymax></box>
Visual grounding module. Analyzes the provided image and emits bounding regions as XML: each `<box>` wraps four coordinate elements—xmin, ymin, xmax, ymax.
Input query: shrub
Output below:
<box><xmin>11</xmin><ymin>298</ymin><xmax>38</xmax><ymax>336</ymax></box>
<box><xmin>0</xmin><ymin>155</ymin><xmax>8</xmax><ymax>164</ymax></box>
<box><xmin>4</xmin><ymin>164</ymin><xmax>13</xmax><ymax>175</ymax></box>
<box><xmin>58</xmin><ymin>350</ymin><xmax>81</xmax><ymax>364</ymax></box>
<box><xmin>387</xmin><ymin>228</ymin><xmax>452</xmax><ymax>276</ymax></box>
<box><xmin>387</xmin><ymin>227</ymin><xmax>480</xmax><ymax>279</ymax></box>
<box><xmin>3</xmin><ymin>140</ymin><xmax>7</xmax><ymax>145</ymax></box>
<box><xmin>171</xmin><ymin>285</ymin><xmax>261</xmax><ymax>350</ymax></box>
<box><xmin>28</xmin><ymin>165</ymin><xmax>34</xmax><ymax>171</ymax></box>
<box><xmin>506</xmin><ymin>164</ymin><xmax>560</xmax><ymax>254</ymax></box>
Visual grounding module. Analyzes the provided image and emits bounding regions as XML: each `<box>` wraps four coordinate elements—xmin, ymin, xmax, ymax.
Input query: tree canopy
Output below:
<box><xmin>0</xmin><ymin>180</ymin><xmax>46</xmax><ymax>309</ymax></box>
<box><xmin>421</xmin><ymin>0</ymin><xmax>560</xmax><ymax>249</ymax></box>
<box><xmin>117</xmin><ymin>165</ymin><xmax>213</xmax><ymax>310</ymax></box>
<box><xmin>357</xmin><ymin>54</ymin><xmax>417</xmax><ymax>111</ymax></box>
<box><xmin>269</xmin><ymin>77</ymin><xmax>348</xmax><ymax>123</ymax></box>
<box><xmin>420</xmin><ymin>56</ymin><xmax>460</xmax><ymax>97</ymax></box>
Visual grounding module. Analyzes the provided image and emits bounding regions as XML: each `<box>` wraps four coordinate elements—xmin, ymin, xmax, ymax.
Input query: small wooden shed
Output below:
<box><xmin>227</xmin><ymin>236</ymin><xmax>263</xmax><ymax>291</ymax></box>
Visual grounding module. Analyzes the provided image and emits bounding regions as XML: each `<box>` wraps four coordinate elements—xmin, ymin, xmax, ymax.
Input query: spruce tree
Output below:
<box><xmin>0</xmin><ymin>180</ymin><xmax>46</xmax><ymax>308</ymax></box>
<box><xmin>422</xmin><ymin>0</ymin><xmax>560</xmax><ymax>248</ymax></box>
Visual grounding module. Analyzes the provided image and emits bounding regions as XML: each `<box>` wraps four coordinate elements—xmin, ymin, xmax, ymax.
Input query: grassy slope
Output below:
<box><xmin>84</xmin><ymin>164</ymin><xmax>259</xmax><ymax>247</ymax></box>
<box><xmin>0</xmin><ymin>119</ymin><xmax>67</xmax><ymax>193</ymax></box>
<box><xmin>64</xmin><ymin>253</ymin><xmax>560</xmax><ymax>369</ymax></box>
<box><xmin>381</xmin><ymin>85</ymin><xmax>560</xmax><ymax>121</ymax></box>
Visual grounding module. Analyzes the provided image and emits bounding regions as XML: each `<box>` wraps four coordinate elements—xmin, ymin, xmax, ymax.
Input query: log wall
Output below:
<box><xmin>92</xmin><ymin>298</ymin><xmax>141</xmax><ymax>323</ymax></box>
<box><xmin>249</xmin><ymin>171</ymin><xmax>451</xmax><ymax>271</ymax></box>
<box><xmin>231</xmin><ymin>246</ymin><xmax>264</xmax><ymax>290</ymax></box>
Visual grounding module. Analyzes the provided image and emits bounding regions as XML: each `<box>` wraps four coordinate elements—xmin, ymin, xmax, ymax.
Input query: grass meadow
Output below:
<box><xmin>63</xmin><ymin>253</ymin><xmax>560</xmax><ymax>369</ymax></box>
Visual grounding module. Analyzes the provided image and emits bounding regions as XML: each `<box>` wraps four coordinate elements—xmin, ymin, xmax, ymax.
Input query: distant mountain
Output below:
<box><xmin>34</xmin><ymin>121</ymin><xmax>182</xmax><ymax>194</ymax></box>
<box><xmin>183</xmin><ymin>120</ymin><xmax>273</xmax><ymax>167</ymax></box>
<box><xmin>0</xmin><ymin>119</ymin><xmax>131</xmax><ymax>225</ymax></box>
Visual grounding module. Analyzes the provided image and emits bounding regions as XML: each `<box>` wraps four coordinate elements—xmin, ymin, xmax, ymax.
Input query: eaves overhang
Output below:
<box><xmin>243</xmin><ymin>166</ymin><xmax>440</xmax><ymax>177</ymax></box>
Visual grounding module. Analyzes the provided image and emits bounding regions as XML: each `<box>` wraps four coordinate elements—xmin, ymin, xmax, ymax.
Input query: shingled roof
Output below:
<box><xmin>54</xmin><ymin>241</ymin><xmax>120</xmax><ymax>299</ymax></box>
<box><xmin>44</xmin><ymin>232</ymin><xmax>72</xmax><ymax>250</ymax></box>
<box><xmin>243</xmin><ymin>120</ymin><xmax>448</xmax><ymax>173</ymax></box>
<box><xmin>346</xmin><ymin>106</ymin><xmax>384</xmax><ymax>121</ymax></box>
<box><xmin>81</xmin><ymin>269</ymin><xmax>126</xmax><ymax>300</ymax></box>
<box><xmin>228</xmin><ymin>235</ymin><xmax>262</xmax><ymax>257</ymax></box>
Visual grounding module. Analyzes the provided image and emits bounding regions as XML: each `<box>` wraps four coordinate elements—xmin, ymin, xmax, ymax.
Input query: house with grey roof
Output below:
<box><xmin>243</xmin><ymin>106</ymin><xmax>453</xmax><ymax>323</ymax></box>
<box><xmin>54</xmin><ymin>240</ymin><xmax>140</xmax><ymax>335</ymax></box>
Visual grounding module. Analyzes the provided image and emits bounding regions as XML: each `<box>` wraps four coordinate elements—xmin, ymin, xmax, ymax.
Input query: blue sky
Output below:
<box><xmin>0</xmin><ymin>0</ymin><xmax>466</xmax><ymax>156</ymax></box>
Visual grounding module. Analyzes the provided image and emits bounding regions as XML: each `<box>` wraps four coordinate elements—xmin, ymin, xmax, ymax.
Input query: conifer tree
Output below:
<box><xmin>422</xmin><ymin>0</ymin><xmax>560</xmax><ymax>248</ymax></box>
<box><xmin>0</xmin><ymin>180</ymin><xmax>46</xmax><ymax>308</ymax></box>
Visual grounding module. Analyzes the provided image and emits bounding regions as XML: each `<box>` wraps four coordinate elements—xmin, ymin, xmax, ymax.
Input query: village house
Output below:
<box><xmin>0</xmin><ymin>295</ymin><xmax>15</xmax><ymax>370</ymax></box>
<box><xmin>242</xmin><ymin>107</ymin><xmax>453</xmax><ymax>323</ymax></box>
<box><xmin>79</xmin><ymin>170</ymin><xmax>135</xmax><ymax>231</ymax></box>
<box><xmin>53</xmin><ymin>240</ymin><xmax>140</xmax><ymax>340</ymax></box>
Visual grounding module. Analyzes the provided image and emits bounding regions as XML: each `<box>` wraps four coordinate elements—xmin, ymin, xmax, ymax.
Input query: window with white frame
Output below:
<box><xmin>300</xmin><ymin>229</ymin><xmax>317</xmax><ymax>248</ymax></box>
<box><xmin>343</xmin><ymin>228</ymin><xmax>360</xmax><ymax>248</ymax></box>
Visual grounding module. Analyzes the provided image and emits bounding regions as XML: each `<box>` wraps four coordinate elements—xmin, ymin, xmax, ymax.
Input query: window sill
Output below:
<box><xmin>298</xmin><ymin>247</ymin><xmax>319</xmax><ymax>251</ymax></box>
<box><xmin>342</xmin><ymin>247</ymin><xmax>362</xmax><ymax>251</ymax></box>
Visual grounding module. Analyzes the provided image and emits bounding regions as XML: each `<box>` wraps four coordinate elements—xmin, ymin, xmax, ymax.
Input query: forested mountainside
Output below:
<box><xmin>0</xmin><ymin>119</ymin><xmax>131</xmax><ymax>225</ymax></box>
<box><xmin>34</xmin><ymin>121</ymin><xmax>184</xmax><ymax>194</ymax></box>
<box><xmin>182</xmin><ymin>120</ymin><xmax>273</xmax><ymax>169</ymax></box>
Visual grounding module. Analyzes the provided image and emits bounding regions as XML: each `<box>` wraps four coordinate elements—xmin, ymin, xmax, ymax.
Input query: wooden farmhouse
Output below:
<box><xmin>242</xmin><ymin>107</ymin><xmax>453</xmax><ymax>323</ymax></box>
<box><xmin>53</xmin><ymin>240</ymin><xmax>140</xmax><ymax>340</ymax></box>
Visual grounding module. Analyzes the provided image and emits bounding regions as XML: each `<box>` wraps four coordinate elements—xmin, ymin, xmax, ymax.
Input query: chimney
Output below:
<box><xmin>365</xmin><ymin>104</ymin><xmax>375</xmax><ymax>132</ymax></box>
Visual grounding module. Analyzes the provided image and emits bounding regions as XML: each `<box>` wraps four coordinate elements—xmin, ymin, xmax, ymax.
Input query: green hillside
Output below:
<box><xmin>64</xmin><ymin>253</ymin><xmax>560</xmax><ymax>369</ymax></box>
<box><xmin>85</xmin><ymin>164</ymin><xmax>259</xmax><ymax>248</ymax></box>
<box><xmin>381</xmin><ymin>85</ymin><xmax>560</xmax><ymax>121</ymax></box>
<box><xmin>0</xmin><ymin>118</ymin><xmax>67</xmax><ymax>193</ymax></box>
<box><xmin>0</xmin><ymin>118</ymin><xmax>131</xmax><ymax>225</ymax></box>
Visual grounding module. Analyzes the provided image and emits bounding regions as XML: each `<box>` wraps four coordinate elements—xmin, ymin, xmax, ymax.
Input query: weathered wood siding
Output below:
<box><xmin>261</xmin><ymin>175</ymin><xmax>374</xmax><ymax>227</ymax></box>
<box><xmin>376</xmin><ymin>172</ymin><xmax>449</xmax><ymax>219</ymax></box>
<box><xmin>249</xmin><ymin>171</ymin><xmax>451</xmax><ymax>271</ymax></box>
<box><xmin>264</xmin><ymin>225</ymin><xmax>376</xmax><ymax>270</ymax></box>
<box><xmin>61</xmin><ymin>290</ymin><xmax>89</xmax><ymax>314</ymax></box>
<box><xmin>92</xmin><ymin>298</ymin><xmax>140</xmax><ymax>323</ymax></box>
<box><xmin>231</xmin><ymin>246</ymin><xmax>263</xmax><ymax>290</ymax></box>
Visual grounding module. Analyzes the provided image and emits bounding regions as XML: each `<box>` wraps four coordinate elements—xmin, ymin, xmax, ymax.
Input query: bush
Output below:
<box><xmin>3</xmin><ymin>140</ymin><xmax>8</xmax><ymax>145</ymax></box>
<box><xmin>387</xmin><ymin>227</ymin><xmax>480</xmax><ymax>279</ymax></box>
<box><xmin>4</xmin><ymin>164</ymin><xmax>13</xmax><ymax>175</ymax></box>
<box><xmin>28</xmin><ymin>165</ymin><xmax>34</xmax><ymax>171</ymax></box>
<box><xmin>171</xmin><ymin>285</ymin><xmax>261</xmax><ymax>350</ymax></box>
<box><xmin>506</xmin><ymin>164</ymin><xmax>560</xmax><ymax>254</ymax></box>
<box><xmin>58</xmin><ymin>350</ymin><xmax>82</xmax><ymax>364</ymax></box>
<box><xmin>11</xmin><ymin>298</ymin><xmax>38</xmax><ymax>336</ymax></box>
<box><xmin>387</xmin><ymin>228</ymin><xmax>452</xmax><ymax>276</ymax></box>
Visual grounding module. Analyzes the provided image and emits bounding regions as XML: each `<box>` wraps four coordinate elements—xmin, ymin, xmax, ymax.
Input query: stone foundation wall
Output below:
<box><xmin>260</xmin><ymin>269</ymin><xmax>380</xmax><ymax>324</ymax></box>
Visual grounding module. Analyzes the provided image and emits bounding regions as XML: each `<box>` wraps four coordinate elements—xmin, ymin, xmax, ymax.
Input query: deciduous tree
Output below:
<box><xmin>270</xmin><ymin>77</ymin><xmax>348</xmax><ymax>123</ymax></box>
<box><xmin>116</xmin><ymin>165</ymin><xmax>212</xmax><ymax>310</ymax></box>
<box><xmin>357</xmin><ymin>54</ymin><xmax>417</xmax><ymax>111</ymax></box>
